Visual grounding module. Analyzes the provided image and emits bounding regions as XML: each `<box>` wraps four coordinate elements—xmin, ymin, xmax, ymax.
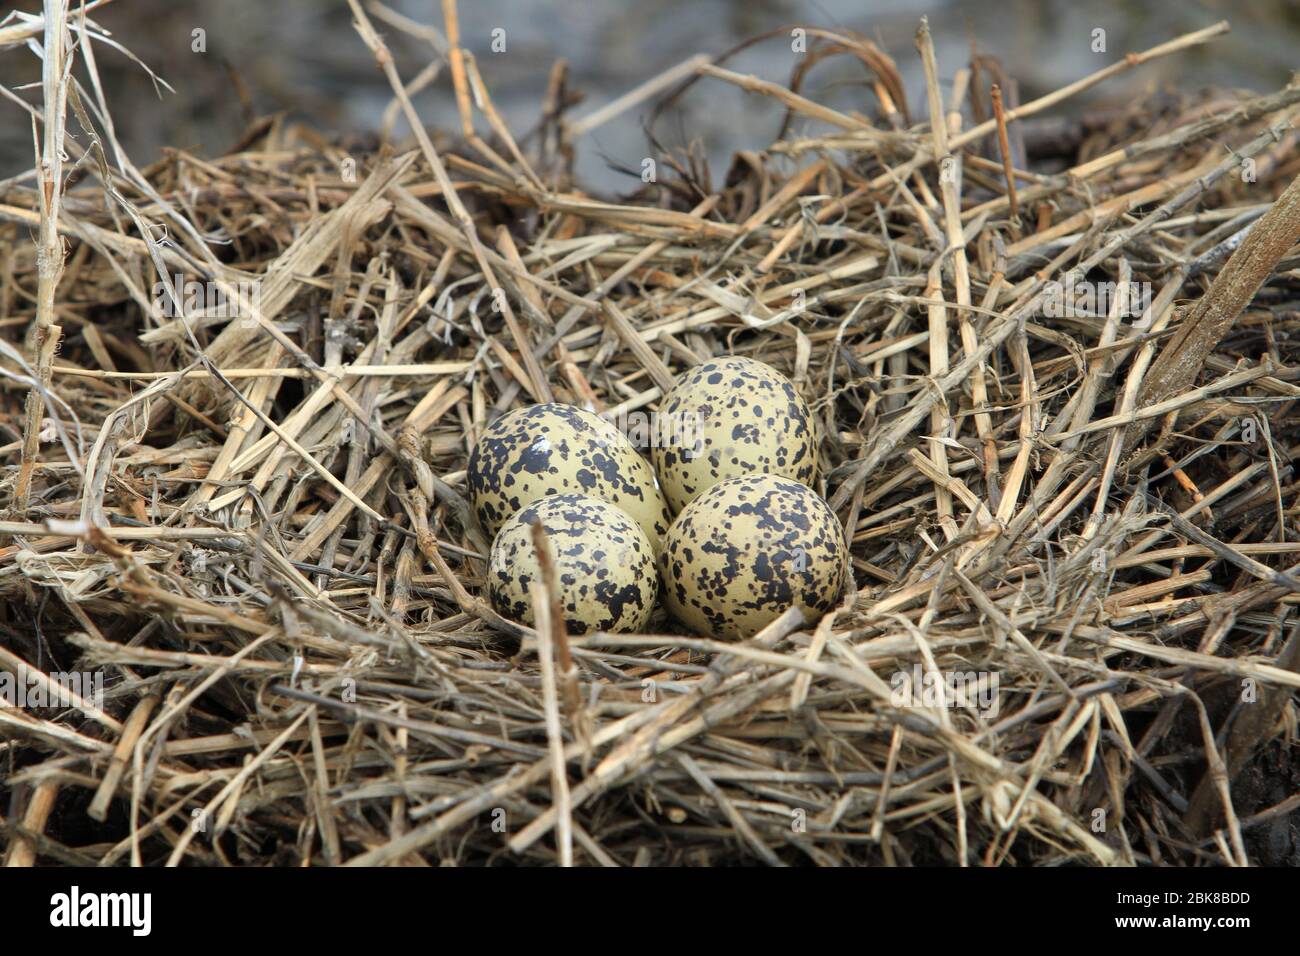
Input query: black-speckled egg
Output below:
<box><xmin>651</xmin><ymin>356</ymin><xmax>817</xmax><ymax>514</ymax></box>
<box><xmin>659</xmin><ymin>474</ymin><xmax>849</xmax><ymax>639</ymax></box>
<box><xmin>488</xmin><ymin>493</ymin><xmax>658</xmax><ymax>634</ymax></box>
<box><xmin>468</xmin><ymin>403</ymin><xmax>671</xmax><ymax>552</ymax></box>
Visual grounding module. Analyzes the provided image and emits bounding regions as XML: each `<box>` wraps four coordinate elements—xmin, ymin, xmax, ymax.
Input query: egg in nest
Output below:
<box><xmin>659</xmin><ymin>474</ymin><xmax>849</xmax><ymax>639</ymax></box>
<box><xmin>468</xmin><ymin>403</ymin><xmax>671</xmax><ymax>552</ymax></box>
<box><xmin>488</xmin><ymin>493</ymin><xmax>658</xmax><ymax>634</ymax></box>
<box><xmin>651</xmin><ymin>356</ymin><xmax>817</xmax><ymax>514</ymax></box>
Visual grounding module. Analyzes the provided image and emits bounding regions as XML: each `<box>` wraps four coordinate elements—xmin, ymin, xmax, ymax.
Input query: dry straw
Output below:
<box><xmin>1</xmin><ymin>1</ymin><xmax>1299</xmax><ymax>866</ymax></box>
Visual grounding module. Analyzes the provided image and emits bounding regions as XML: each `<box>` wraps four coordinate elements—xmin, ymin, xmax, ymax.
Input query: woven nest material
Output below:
<box><xmin>1</xmin><ymin>8</ymin><xmax>1299</xmax><ymax>866</ymax></box>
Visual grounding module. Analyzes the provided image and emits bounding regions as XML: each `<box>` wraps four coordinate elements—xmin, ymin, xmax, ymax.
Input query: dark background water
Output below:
<box><xmin>0</xmin><ymin>0</ymin><xmax>1296</xmax><ymax>192</ymax></box>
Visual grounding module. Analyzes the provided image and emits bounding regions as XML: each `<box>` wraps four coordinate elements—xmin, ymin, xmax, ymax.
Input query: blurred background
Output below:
<box><xmin>0</xmin><ymin>0</ymin><xmax>1296</xmax><ymax>192</ymax></box>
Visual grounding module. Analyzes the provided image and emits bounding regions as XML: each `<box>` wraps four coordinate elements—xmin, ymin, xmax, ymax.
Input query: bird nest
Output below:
<box><xmin>2</xmin><ymin>7</ymin><xmax>1299</xmax><ymax>866</ymax></box>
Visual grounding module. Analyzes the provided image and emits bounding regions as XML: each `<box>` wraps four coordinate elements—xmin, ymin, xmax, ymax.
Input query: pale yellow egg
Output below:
<box><xmin>659</xmin><ymin>474</ymin><xmax>849</xmax><ymax>639</ymax></box>
<box><xmin>488</xmin><ymin>494</ymin><xmax>658</xmax><ymax>634</ymax></box>
<box><xmin>651</xmin><ymin>356</ymin><xmax>817</xmax><ymax>514</ymax></box>
<box><xmin>468</xmin><ymin>403</ymin><xmax>671</xmax><ymax>552</ymax></box>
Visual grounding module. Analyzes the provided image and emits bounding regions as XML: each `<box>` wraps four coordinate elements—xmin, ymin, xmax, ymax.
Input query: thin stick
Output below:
<box><xmin>529</xmin><ymin>522</ymin><xmax>574</xmax><ymax>867</ymax></box>
<box><xmin>990</xmin><ymin>84</ymin><xmax>1019</xmax><ymax>224</ymax></box>
<box><xmin>572</xmin><ymin>54</ymin><xmax>711</xmax><ymax>137</ymax></box>
<box><xmin>1131</xmin><ymin>169</ymin><xmax>1300</xmax><ymax>449</ymax></box>
<box><xmin>88</xmin><ymin>694</ymin><xmax>159</xmax><ymax>821</ymax></box>
<box><xmin>15</xmin><ymin>0</ymin><xmax>71</xmax><ymax>508</ymax></box>
<box><xmin>3</xmin><ymin>781</ymin><xmax>60</xmax><ymax>867</ymax></box>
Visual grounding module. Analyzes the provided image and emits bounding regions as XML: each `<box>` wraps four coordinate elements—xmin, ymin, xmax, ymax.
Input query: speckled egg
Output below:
<box><xmin>488</xmin><ymin>494</ymin><xmax>658</xmax><ymax>634</ymax></box>
<box><xmin>651</xmin><ymin>356</ymin><xmax>818</xmax><ymax>514</ymax></box>
<box><xmin>659</xmin><ymin>474</ymin><xmax>849</xmax><ymax>639</ymax></box>
<box><xmin>468</xmin><ymin>403</ymin><xmax>671</xmax><ymax>552</ymax></box>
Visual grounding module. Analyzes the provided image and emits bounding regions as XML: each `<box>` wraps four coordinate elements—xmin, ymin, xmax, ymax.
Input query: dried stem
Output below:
<box><xmin>14</xmin><ymin>0</ymin><xmax>71</xmax><ymax>508</ymax></box>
